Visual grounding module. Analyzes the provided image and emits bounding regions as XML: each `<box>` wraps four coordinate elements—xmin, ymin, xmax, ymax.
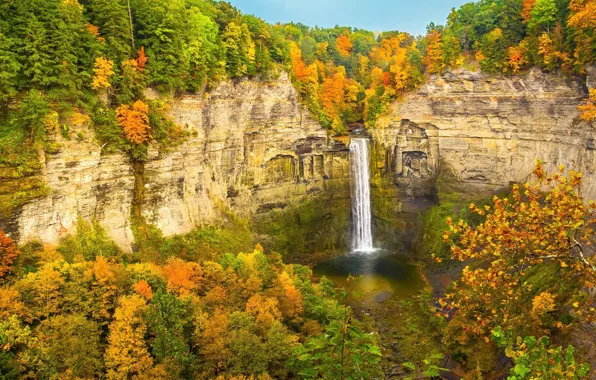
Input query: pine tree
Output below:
<box><xmin>0</xmin><ymin>33</ymin><xmax>20</xmax><ymax>106</ymax></box>
<box><xmin>86</xmin><ymin>0</ymin><xmax>133</xmax><ymax>62</ymax></box>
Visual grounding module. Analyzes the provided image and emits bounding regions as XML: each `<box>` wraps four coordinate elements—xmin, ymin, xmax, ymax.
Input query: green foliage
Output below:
<box><xmin>291</xmin><ymin>277</ymin><xmax>382</xmax><ymax>379</ymax></box>
<box><xmin>402</xmin><ymin>353</ymin><xmax>448</xmax><ymax>379</ymax></box>
<box><xmin>57</xmin><ymin>217</ymin><xmax>122</xmax><ymax>263</ymax></box>
<box><xmin>492</xmin><ymin>327</ymin><xmax>591</xmax><ymax>379</ymax></box>
<box><xmin>253</xmin><ymin>199</ymin><xmax>350</xmax><ymax>257</ymax></box>
<box><xmin>528</xmin><ymin>0</ymin><xmax>559</xmax><ymax>33</ymax></box>
<box><xmin>15</xmin><ymin>89</ymin><xmax>50</xmax><ymax>143</ymax></box>
<box><xmin>146</xmin><ymin>291</ymin><xmax>194</xmax><ymax>373</ymax></box>
<box><xmin>417</xmin><ymin>202</ymin><xmax>455</xmax><ymax>260</ymax></box>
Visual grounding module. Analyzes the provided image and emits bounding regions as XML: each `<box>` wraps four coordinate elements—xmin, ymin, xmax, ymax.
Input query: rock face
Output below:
<box><xmin>372</xmin><ymin>68</ymin><xmax>594</xmax><ymax>205</ymax></box>
<box><xmin>3</xmin><ymin>68</ymin><xmax>594</xmax><ymax>251</ymax></box>
<box><xmin>8</xmin><ymin>73</ymin><xmax>351</xmax><ymax>250</ymax></box>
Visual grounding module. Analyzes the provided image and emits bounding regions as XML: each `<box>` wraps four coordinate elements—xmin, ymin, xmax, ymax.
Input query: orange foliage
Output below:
<box><xmin>204</xmin><ymin>285</ymin><xmax>228</xmax><ymax>305</ymax></box>
<box><xmin>336</xmin><ymin>34</ymin><xmax>353</xmax><ymax>57</ymax></box>
<box><xmin>116</xmin><ymin>100</ymin><xmax>151</xmax><ymax>145</ymax></box>
<box><xmin>91</xmin><ymin>57</ymin><xmax>114</xmax><ymax>90</ymax></box>
<box><xmin>134</xmin><ymin>280</ymin><xmax>153</xmax><ymax>300</ymax></box>
<box><xmin>508</xmin><ymin>42</ymin><xmax>529</xmax><ymax>73</ymax></box>
<box><xmin>0</xmin><ymin>287</ymin><xmax>28</xmax><ymax>321</ymax></box>
<box><xmin>289</xmin><ymin>43</ymin><xmax>319</xmax><ymax>98</ymax></box>
<box><xmin>162</xmin><ymin>257</ymin><xmax>203</xmax><ymax>296</ymax></box>
<box><xmin>136</xmin><ymin>46</ymin><xmax>148</xmax><ymax>70</ymax></box>
<box><xmin>319</xmin><ymin>70</ymin><xmax>347</xmax><ymax>121</ymax></box>
<box><xmin>578</xmin><ymin>89</ymin><xmax>596</xmax><ymax>122</ymax></box>
<box><xmin>0</xmin><ymin>229</ymin><xmax>18</xmax><ymax>279</ymax></box>
<box><xmin>276</xmin><ymin>271</ymin><xmax>304</xmax><ymax>323</ymax></box>
<box><xmin>568</xmin><ymin>0</ymin><xmax>596</xmax><ymax>29</ymax></box>
<box><xmin>522</xmin><ymin>0</ymin><xmax>536</xmax><ymax>23</ymax></box>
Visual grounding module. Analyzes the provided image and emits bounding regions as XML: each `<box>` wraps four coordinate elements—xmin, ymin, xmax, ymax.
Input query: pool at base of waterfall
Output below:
<box><xmin>312</xmin><ymin>250</ymin><xmax>425</xmax><ymax>302</ymax></box>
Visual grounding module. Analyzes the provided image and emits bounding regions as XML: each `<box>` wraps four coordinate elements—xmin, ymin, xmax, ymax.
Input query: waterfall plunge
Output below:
<box><xmin>350</xmin><ymin>138</ymin><xmax>374</xmax><ymax>252</ymax></box>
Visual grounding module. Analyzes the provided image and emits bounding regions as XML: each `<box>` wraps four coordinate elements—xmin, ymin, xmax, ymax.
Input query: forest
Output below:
<box><xmin>1</xmin><ymin>0</ymin><xmax>596</xmax><ymax>378</ymax></box>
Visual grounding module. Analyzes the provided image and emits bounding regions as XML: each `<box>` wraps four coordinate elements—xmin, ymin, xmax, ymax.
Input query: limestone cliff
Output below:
<box><xmin>6</xmin><ymin>73</ymin><xmax>351</xmax><ymax>250</ymax></box>
<box><xmin>372</xmin><ymin>68</ymin><xmax>594</xmax><ymax>206</ymax></box>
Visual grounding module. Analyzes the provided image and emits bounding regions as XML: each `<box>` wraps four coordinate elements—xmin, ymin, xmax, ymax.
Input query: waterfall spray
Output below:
<box><xmin>350</xmin><ymin>138</ymin><xmax>374</xmax><ymax>252</ymax></box>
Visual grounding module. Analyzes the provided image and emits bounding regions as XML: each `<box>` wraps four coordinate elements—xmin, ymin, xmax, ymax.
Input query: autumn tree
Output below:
<box><xmin>0</xmin><ymin>229</ymin><xmax>18</xmax><ymax>280</ymax></box>
<box><xmin>92</xmin><ymin>57</ymin><xmax>114</xmax><ymax>90</ymax></box>
<box><xmin>34</xmin><ymin>314</ymin><xmax>103</xmax><ymax>378</ymax></box>
<box><xmin>568</xmin><ymin>0</ymin><xmax>596</xmax><ymax>70</ymax></box>
<box><xmin>522</xmin><ymin>0</ymin><xmax>537</xmax><ymax>23</ymax></box>
<box><xmin>441</xmin><ymin>163</ymin><xmax>596</xmax><ymax>346</ymax></box>
<box><xmin>336</xmin><ymin>34</ymin><xmax>353</xmax><ymax>57</ymax></box>
<box><xmin>578</xmin><ymin>89</ymin><xmax>596</xmax><ymax>122</ymax></box>
<box><xmin>424</xmin><ymin>30</ymin><xmax>445</xmax><ymax>74</ymax></box>
<box><xmin>105</xmin><ymin>295</ymin><xmax>154</xmax><ymax>379</ymax></box>
<box><xmin>116</xmin><ymin>100</ymin><xmax>151</xmax><ymax>145</ymax></box>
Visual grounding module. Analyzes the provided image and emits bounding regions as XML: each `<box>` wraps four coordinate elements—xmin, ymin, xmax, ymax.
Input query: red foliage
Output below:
<box><xmin>0</xmin><ymin>229</ymin><xmax>18</xmax><ymax>279</ymax></box>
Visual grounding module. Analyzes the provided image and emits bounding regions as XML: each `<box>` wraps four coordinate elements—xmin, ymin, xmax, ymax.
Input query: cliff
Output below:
<box><xmin>2</xmin><ymin>68</ymin><xmax>594</xmax><ymax>252</ymax></box>
<box><xmin>372</xmin><ymin>68</ymin><xmax>593</xmax><ymax>206</ymax></box>
<box><xmin>5</xmin><ymin>73</ymin><xmax>351</xmax><ymax>250</ymax></box>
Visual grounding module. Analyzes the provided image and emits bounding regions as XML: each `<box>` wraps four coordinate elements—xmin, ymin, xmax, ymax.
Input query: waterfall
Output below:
<box><xmin>350</xmin><ymin>138</ymin><xmax>374</xmax><ymax>252</ymax></box>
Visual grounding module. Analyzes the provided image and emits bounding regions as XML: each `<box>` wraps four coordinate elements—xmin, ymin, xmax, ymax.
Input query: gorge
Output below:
<box><xmin>3</xmin><ymin>67</ymin><xmax>594</xmax><ymax>253</ymax></box>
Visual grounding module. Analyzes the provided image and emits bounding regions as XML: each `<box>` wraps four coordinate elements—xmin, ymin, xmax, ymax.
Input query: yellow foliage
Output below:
<box><xmin>91</xmin><ymin>57</ymin><xmax>114</xmax><ymax>90</ymax></box>
<box><xmin>105</xmin><ymin>295</ymin><xmax>153</xmax><ymax>379</ymax></box>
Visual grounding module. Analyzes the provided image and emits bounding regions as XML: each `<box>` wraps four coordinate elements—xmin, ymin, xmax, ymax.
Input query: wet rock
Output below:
<box><xmin>375</xmin><ymin>290</ymin><xmax>393</xmax><ymax>303</ymax></box>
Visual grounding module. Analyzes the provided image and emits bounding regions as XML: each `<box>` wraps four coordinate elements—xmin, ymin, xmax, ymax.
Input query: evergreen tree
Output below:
<box><xmin>86</xmin><ymin>0</ymin><xmax>133</xmax><ymax>63</ymax></box>
<box><xmin>133</xmin><ymin>0</ymin><xmax>188</xmax><ymax>92</ymax></box>
<box><xmin>0</xmin><ymin>33</ymin><xmax>20</xmax><ymax>106</ymax></box>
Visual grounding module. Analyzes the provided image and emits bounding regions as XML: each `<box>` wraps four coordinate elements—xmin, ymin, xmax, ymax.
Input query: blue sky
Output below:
<box><xmin>228</xmin><ymin>0</ymin><xmax>471</xmax><ymax>36</ymax></box>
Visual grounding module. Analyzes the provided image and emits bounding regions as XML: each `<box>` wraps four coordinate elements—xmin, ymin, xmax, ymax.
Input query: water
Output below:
<box><xmin>350</xmin><ymin>138</ymin><xmax>374</xmax><ymax>252</ymax></box>
<box><xmin>313</xmin><ymin>250</ymin><xmax>424</xmax><ymax>301</ymax></box>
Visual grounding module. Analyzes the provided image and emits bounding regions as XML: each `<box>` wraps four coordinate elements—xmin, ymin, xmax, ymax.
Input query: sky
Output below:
<box><xmin>227</xmin><ymin>0</ymin><xmax>471</xmax><ymax>36</ymax></box>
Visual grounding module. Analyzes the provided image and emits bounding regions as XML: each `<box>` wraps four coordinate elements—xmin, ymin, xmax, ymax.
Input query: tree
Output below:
<box><xmin>492</xmin><ymin>327</ymin><xmax>591</xmax><ymax>379</ymax></box>
<box><xmin>146</xmin><ymin>291</ymin><xmax>192</xmax><ymax>374</ymax></box>
<box><xmin>133</xmin><ymin>0</ymin><xmax>188</xmax><ymax>91</ymax></box>
<box><xmin>92</xmin><ymin>57</ymin><xmax>115</xmax><ymax>90</ymax></box>
<box><xmin>86</xmin><ymin>0</ymin><xmax>133</xmax><ymax>62</ymax></box>
<box><xmin>222</xmin><ymin>21</ymin><xmax>256</xmax><ymax>78</ymax></box>
<box><xmin>440</xmin><ymin>163</ymin><xmax>596</xmax><ymax>343</ymax></box>
<box><xmin>528</xmin><ymin>0</ymin><xmax>558</xmax><ymax>32</ymax></box>
<box><xmin>290</xmin><ymin>277</ymin><xmax>382</xmax><ymax>379</ymax></box>
<box><xmin>15</xmin><ymin>89</ymin><xmax>50</xmax><ymax>142</ymax></box>
<box><xmin>34</xmin><ymin>314</ymin><xmax>103</xmax><ymax>378</ymax></box>
<box><xmin>424</xmin><ymin>30</ymin><xmax>445</xmax><ymax>74</ymax></box>
<box><xmin>116</xmin><ymin>100</ymin><xmax>151</xmax><ymax>145</ymax></box>
<box><xmin>185</xmin><ymin>7</ymin><xmax>223</xmax><ymax>91</ymax></box>
<box><xmin>522</xmin><ymin>0</ymin><xmax>537</xmax><ymax>23</ymax></box>
<box><xmin>336</xmin><ymin>34</ymin><xmax>353</xmax><ymax>57</ymax></box>
<box><xmin>105</xmin><ymin>295</ymin><xmax>154</xmax><ymax>379</ymax></box>
<box><xmin>578</xmin><ymin>89</ymin><xmax>596</xmax><ymax>122</ymax></box>
<box><xmin>0</xmin><ymin>33</ymin><xmax>20</xmax><ymax>106</ymax></box>
<box><xmin>0</xmin><ymin>230</ymin><xmax>18</xmax><ymax>280</ymax></box>
<box><xmin>508</xmin><ymin>41</ymin><xmax>530</xmax><ymax>73</ymax></box>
